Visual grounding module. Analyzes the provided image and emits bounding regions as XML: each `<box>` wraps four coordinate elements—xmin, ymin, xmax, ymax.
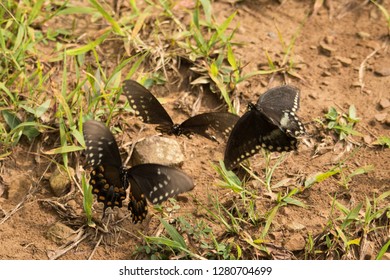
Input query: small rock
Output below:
<box><xmin>279</xmin><ymin>207</ymin><xmax>292</xmax><ymax>215</ymax></box>
<box><xmin>365</xmin><ymin>40</ymin><xmax>381</xmax><ymax>50</ymax></box>
<box><xmin>379</xmin><ymin>98</ymin><xmax>390</xmax><ymax>109</ymax></box>
<box><xmin>363</xmin><ymin>89</ymin><xmax>373</xmax><ymax>95</ymax></box>
<box><xmin>319</xmin><ymin>41</ymin><xmax>336</xmax><ymax>57</ymax></box>
<box><xmin>269</xmin><ymin>231</ymin><xmax>283</xmax><ymax>241</ymax></box>
<box><xmin>293</xmin><ymin>54</ymin><xmax>305</xmax><ymax>64</ymax></box>
<box><xmin>374</xmin><ymin>65</ymin><xmax>390</xmax><ymax>77</ymax></box>
<box><xmin>308</xmin><ymin>90</ymin><xmax>319</xmax><ymax>99</ymax></box>
<box><xmin>349</xmin><ymin>54</ymin><xmax>358</xmax><ymax>59</ymax></box>
<box><xmin>47</xmin><ymin>222</ymin><xmax>77</xmax><ymax>245</ymax></box>
<box><xmin>260</xmin><ymin>80</ymin><xmax>268</xmax><ymax>87</ymax></box>
<box><xmin>375</xmin><ymin>113</ymin><xmax>387</xmax><ymax>122</ymax></box>
<box><xmin>267</xmin><ymin>32</ymin><xmax>277</xmax><ymax>39</ymax></box>
<box><xmin>330</xmin><ymin>61</ymin><xmax>342</xmax><ymax>69</ymax></box>
<box><xmin>335</xmin><ymin>56</ymin><xmax>352</xmax><ymax>66</ymax></box>
<box><xmin>284</xmin><ymin>233</ymin><xmax>306</xmax><ymax>251</ymax></box>
<box><xmin>322</xmin><ymin>71</ymin><xmax>332</xmax><ymax>77</ymax></box>
<box><xmin>356</xmin><ymin>31</ymin><xmax>370</xmax><ymax>39</ymax></box>
<box><xmin>67</xmin><ymin>200</ymin><xmax>77</xmax><ymax>208</ymax></box>
<box><xmin>66</xmin><ymin>199</ymin><xmax>82</xmax><ymax>216</ymax></box>
<box><xmin>317</xmin><ymin>63</ymin><xmax>328</xmax><ymax>69</ymax></box>
<box><xmin>324</xmin><ymin>35</ymin><xmax>335</xmax><ymax>44</ymax></box>
<box><xmin>370</xmin><ymin>8</ymin><xmax>379</xmax><ymax>20</ymax></box>
<box><xmin>286</xmin><ymin>221</ymin><xmax>306</xmax><ymax>231</ymax></box>
<box><xmin>49</xmin><ymin>167</ymin><xmax>74</xmax><ymax>196</ymax></box>
<box><xmin>363</xmin><ymin>135</ymin><xmax>372</xmax><ymax>145</ymax></box>
<box><xmin>132</xmin><ymin>136</ymin><xmax>185</xmax><ymax>167</ymax></box>
<box><xmin>351</xmin><ymin>82</ymin><xmax>362</xmax><ymax>87</ymax></box>
<box><xmin>385</xmin><ymin>115</ymin><xmax>390</xmax><ymax>126</ymax></box>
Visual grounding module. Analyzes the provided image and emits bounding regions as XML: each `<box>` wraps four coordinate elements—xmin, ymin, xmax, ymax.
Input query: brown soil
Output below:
<box><xmin>0</xmin><ymin>0</ymin><xmax>389</xmax><ymax>260</ymax></box>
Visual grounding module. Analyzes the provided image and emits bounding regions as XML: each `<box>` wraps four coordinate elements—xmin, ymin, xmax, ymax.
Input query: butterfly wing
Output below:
<box><xmin>257</xmin><ymin>85</ymin><xmax>305</xmax><ymax>137</ymax></box>
<box><xmin>122</xmin><ymin>79</ymin><xmax>174</xmax><ymax>128</ymax></box>
<box><xmin>126</xmin><ymin>164</ymin><xmax>194</xmax><ymax>223</ymax></box>
<box><xmin>83</xmin><ymin>120</ymin><xmax>127</xmax><ymax>211</ymax></box>
<box><xmin>179</xmin><ymin>112</ymin><xmax>240</xmax><ymax>140</ymax></box>
<box><xmin>224</xmin><ymin>108</ymin><xmax>297</xmax><ymax>170</ymax></box>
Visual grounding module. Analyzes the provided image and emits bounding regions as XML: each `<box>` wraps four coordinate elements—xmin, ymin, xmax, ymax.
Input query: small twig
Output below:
<box><xmin>358</xmin><ymin>47</ymin><xmax>381</xmax><ymax>93</ymax></box>
<box><xmin>47</xmin><ymin>227</ymin><xmax>90</xmax><ymax>260</ymax></box>
<box><xmin>123</xmin><ymin>126</ymin><xmax>145</xmax><ymax>166</ymax></box>
<box><xmin>88</xmin><ymin>234</ymin><xmax>103</xmax><ymax>260</ymax></box>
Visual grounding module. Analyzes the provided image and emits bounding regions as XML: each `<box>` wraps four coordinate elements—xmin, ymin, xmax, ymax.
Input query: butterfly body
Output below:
<box><xmin>123</xmin><ymin>79</ymin><xmax>239</xmax><ymax>140</ymax></box>
<box><xmin>224</xmin><ymin>85</ymin><xmax>305</xmax><ymax>170</ymax></box>
<box><xmin>83</xmin><ymin>120</ymin><xmax>194</xmax><ymax>223</ymax></box>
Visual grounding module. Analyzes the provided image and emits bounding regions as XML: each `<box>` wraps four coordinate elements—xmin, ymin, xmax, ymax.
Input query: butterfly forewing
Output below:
<box><xmin>83</xmin><ymin>120</ymin><xmax>128</xmax><ymax>212</ymax></box>
<box><xmin>257</xmin><ymin>85</ymin><xmax>305</xmax><ymax>137</ymax></box>
<box><xmin>126</xmin><ymin>164</ymin><xmax>194</xmax><ymax>223</ymax></box>
<box><xmin>258</xmin><ymin>85</ymin><xmax>300</xmax><ymax>112</ymax></box>
<box><xmin>123</xmin><ymin>79</ymin><xmax>174</xmax><ymax>126</ymax></box>
<box><xmin>224</xmin><ymin>84</ymin><xmax>306</xmax><ymax>170</ymax></box>
<box><xmin>179</xmin><ymin>112</ymin><xmax>239</xmax><ymax>140</ymax></box>
<box><xmin>83</xmin><ymin>120</ymin><xmax>122</xmax><ymax>168</ymax></box>
<box><xmin>123</xmin><ymin>79</ymin><xmax>239</xmax><ymax>139</ymax></box>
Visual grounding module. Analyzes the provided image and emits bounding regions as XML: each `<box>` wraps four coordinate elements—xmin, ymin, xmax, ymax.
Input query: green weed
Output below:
<box><xmin>319</xmin><ymin>105</ymin><xmax>362</xmax><ymax>141</ymax></box>
<box><xmin>82</xmin><ymin>174</ymin><xmax>95</xmax><ymax>227</ymax></box>
<box><xmin>306</xmin><ymin>191</ymin><xmax>390</xmax><ymax>259</ymax></box>
<box><xmin>372</xmin><ymin>135</ymin><xmax>390</xmax><ymax>148</ymax></box>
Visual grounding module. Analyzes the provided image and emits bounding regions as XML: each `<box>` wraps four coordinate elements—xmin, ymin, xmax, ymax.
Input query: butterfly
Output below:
<box><xmin>83</xmin><ymin>120</ymin><xmax>194</xmax><ymax>223</ymax></box>
<box><xmin>224</xmin><ymin>85</ymin><xmax>305</xmax><ymax>170</ymax></box>
<box><xmin>122</xmin><ymin>79</ymin><xmax>239</xmax><ymax>141</ymax></box>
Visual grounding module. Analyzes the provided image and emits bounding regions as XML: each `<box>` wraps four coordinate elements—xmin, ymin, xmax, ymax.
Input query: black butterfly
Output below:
<box><xmin>122</xmin><ymin>79</ymin><xmax>239</xmax><ymax>140</ymax></box>
<box><xmin>83</xmin><ymin>120</ymin><xmax>194</xmax><ymax>223</ymax></box>
<box><xmin>224</xmin><ymin>85</ymin><xmax>305</xmax><ymax>170</ymax></box>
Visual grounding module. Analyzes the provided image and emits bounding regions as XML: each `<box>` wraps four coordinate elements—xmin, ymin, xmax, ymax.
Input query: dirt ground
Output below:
<box><xmin>0</xmin><ymin>0</ymin><xmax>389</xmax><ymax>260</ymax></box>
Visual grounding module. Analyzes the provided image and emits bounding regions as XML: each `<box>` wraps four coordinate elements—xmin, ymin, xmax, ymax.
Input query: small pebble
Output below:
<box><xmin>319</xmin><ymin>42</ymin><xmax>336</xmax><ymax>57</ymax></box>
<box><xmin>324</xmin><ymin>35</ymin><xmax>335</xmax><ymax>44</ymax></box>
<box><xmin>374</xmin><ymin>65</ymin><xmax>390</xmax><ymax>77</ymax></box>
<box><xmin>363</xmin><ymin>135</ymin><xmax>372</xmax><ymax>145</ymax></box>
<box><xmin>335</xmin><ymin>56</ymin><xmax>352</xmax><ymax>66</ymax></box>
<box><xmin>284</xmin><ymin>233</ymin><xmax>306</xmax><ymax>251</ymax></box>
<box><xmin>132</xmin><ymin>136</ymin><xmax>185</xmax><ymax>167</ymax></box>
<box><xmin>286</xmin><ymin>221</ymin><xmax>306</xmax><ymax>231</ymax></box>
<box><xmin>356</xmin><ymin>31</ymin><xmax>370</xmax><ymax>39</ymax></box>
<box><xmin>49</xmin><ymin>167</ymin><xmax>74</xmax><ymax>197</ymax></box>
<box><xmin>379</xmin><ymin>98</ymin><xmax>390</xmax><ymax>109</ymax></box>
<box><xmin>47</xmin><ymin>222</ymin><xmax>77</xmax><ymax>245</ymax></box>
<box><xmin>375</xmin><ymin>113</ymin><xmax>387</xmax><ymax>122</ymax></box>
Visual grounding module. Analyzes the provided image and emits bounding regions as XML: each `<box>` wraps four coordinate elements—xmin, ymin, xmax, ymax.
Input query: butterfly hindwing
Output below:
<box><xmin>126</xmin><ymin>164</ymin><xmax>194</xmax><ymax>223</ymax></box>
<box><xmin>224</xmin><ymin>85</ymin><xmax>305</xmax><ymax>170</ymax></box>
<box><xmin>224</xmin><ymin>108</ymin><xmax>294</xmax><ymax>170</ymax></box>
<box><xmin>179</xmin><ymin>112</ymin><xmax>239</xmax><ymax>140</ymax></box>
<box><xmin>123</xmin><ymin>79</ymin><xmax>173</xmax><ymax>127</ymax></box>
<box><xmin>89</xmin><ymin>165</ymin><xmax>127</xmax><ymax>210</ymax></box>
<box><xmin>83</xmin><ymin>120</ymin><xmax>128</xmax><ymax>211</ymax></box>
